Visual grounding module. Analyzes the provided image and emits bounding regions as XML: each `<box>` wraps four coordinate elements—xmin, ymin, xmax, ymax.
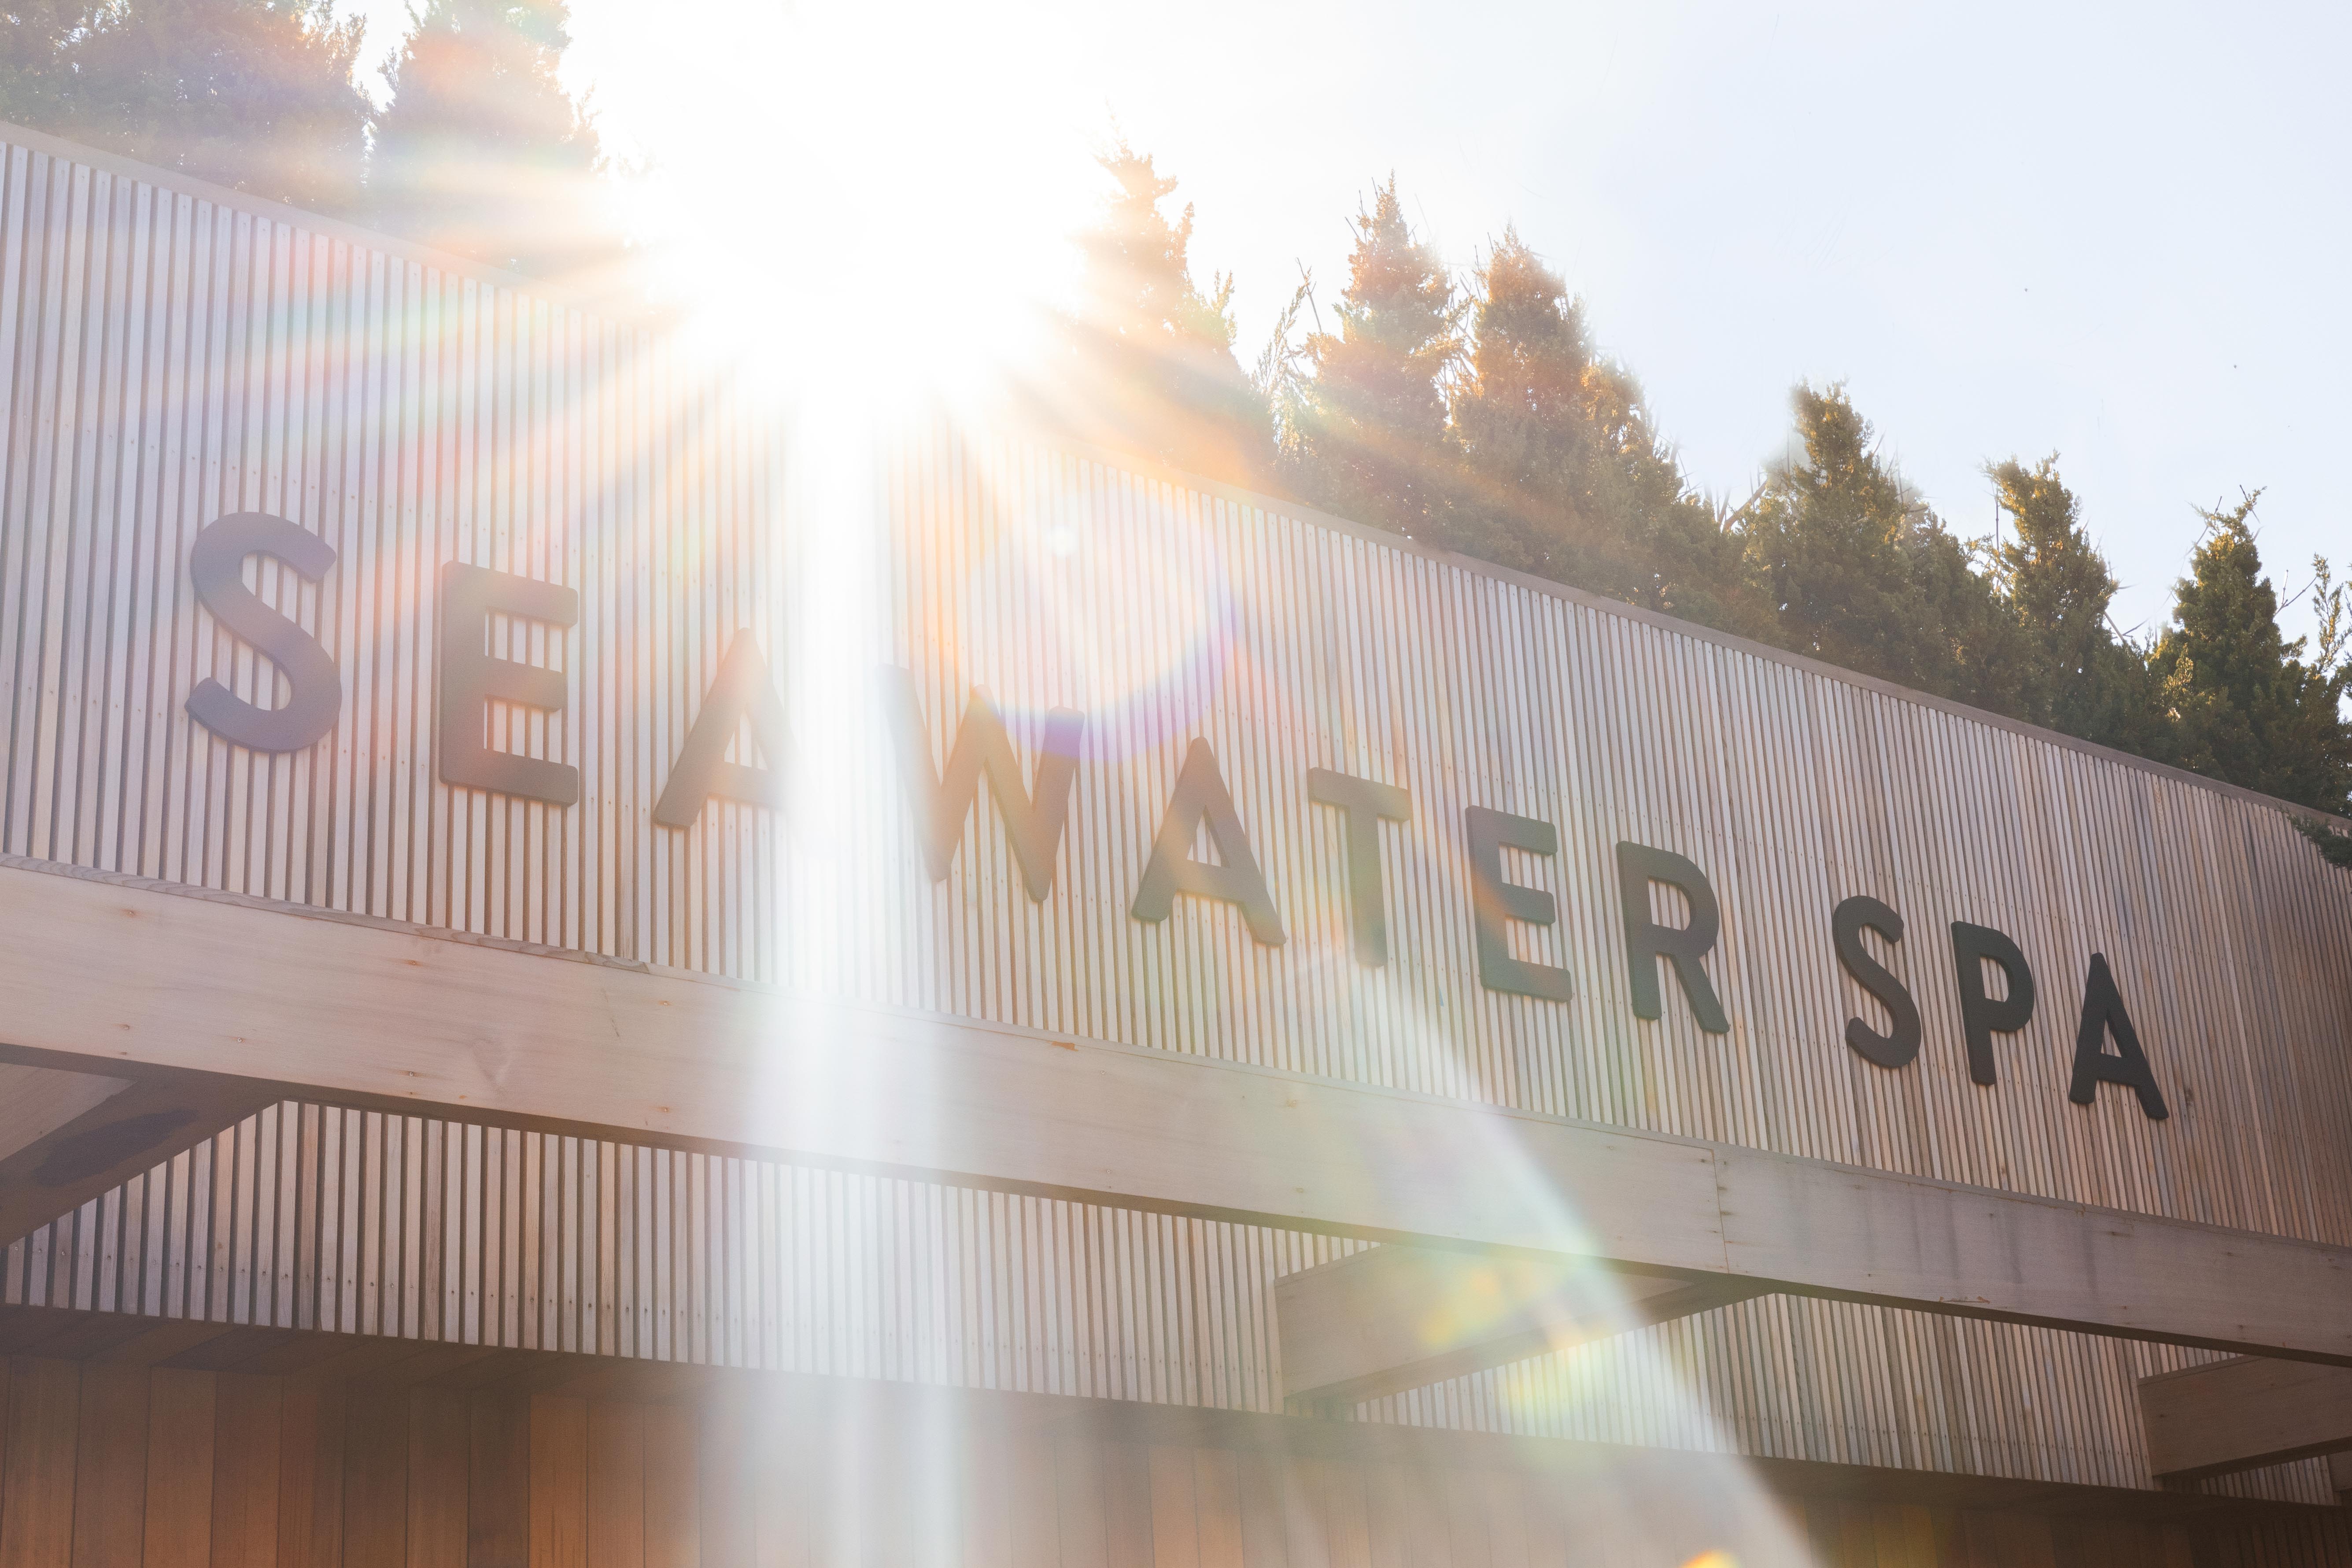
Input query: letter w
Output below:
<box><xmin>885</xmin><ymin>668</ymin><xmax>1084</xmax><ymax>900</ymax></box>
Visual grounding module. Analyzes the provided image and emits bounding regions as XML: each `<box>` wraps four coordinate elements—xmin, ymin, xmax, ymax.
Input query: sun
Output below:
<box><xmin>573</xmin><ymin>0</ymin><xmax>1109</xmax><ymax>418</ymax></box>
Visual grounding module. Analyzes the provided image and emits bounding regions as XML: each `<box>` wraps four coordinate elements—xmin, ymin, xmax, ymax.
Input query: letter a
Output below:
<box><xmin>1131</xmin><ymin>739</ymin><xmax>1284</xmax><ymax>945</ymax></box>
<box><xmin>2068</xmin><ymin>953</ymin><xmax>2168</xmax><ymax>1121</ymax></box>
<box><xmin>653</xmin><ymin>631</ymin><xmax>791</xmax><ymax>827</ymax></box>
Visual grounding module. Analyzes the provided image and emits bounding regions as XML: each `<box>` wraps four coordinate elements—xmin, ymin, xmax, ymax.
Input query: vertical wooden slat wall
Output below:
<box><xmin>4</xmin><ymin>1105</ymin><xmax>2337</xmax><ymax>1506</ymax></box>
<box><xmin>4</xmin><ymin>123</ymin><xmax>2351</xmax><ymax>1527</ymax></box>
<box><xmin>0</xmin><ymin>1355</ymin><xmax>2340</xmax><ymax>1568</ymax></box>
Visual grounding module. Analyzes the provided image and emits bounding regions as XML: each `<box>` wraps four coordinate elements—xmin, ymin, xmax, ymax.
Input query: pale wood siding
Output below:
<box><xmin>4</xmin><ymin>1105</ymin><xmax>2338</xmax><ymax>1505</ymax></box>
<box><xmin>0</xmin><ymin>1350</ymin><xmax>2336</xmax><ymax>1567</ymax></box>
<box><xmin>3</xmin><ymin>124</ymin><xmax>2349</xmax><ymax>1512</ymax></box>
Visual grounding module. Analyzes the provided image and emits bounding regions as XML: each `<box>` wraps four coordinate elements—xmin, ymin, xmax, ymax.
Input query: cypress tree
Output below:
<box><xmin>369</xmin><ymin>0</ymin><xmax>617</xmax><ymax>277</ymax></box>
<box><xmin>2147</xmin><ymin>495</ymin><xmax>2352</xmax><ymax>815</ymax></box>
<box><xmin>0</xmin><ymin>0</ymin><xmax>370</xmax><ymax>213</ymax></box>
<box><xmin>1285</xmin><ymin>177</ymin><xmax>1461</xmax><ymax>540</ymax></box>
<box><xmin>1741</xmin><ymin>385</ymin><xmax>2014</xmax><ymax>708</ymax></box>
<box><xmin>1047</xmin><ymin>143</ymin><xmax>1269</xmax><ymax>485</ymax></box>
<box><xmin>1451</xmin><ymin>230</ymin><xmax>1756</xmax><ymax>632</ymax></box>
<box><xmin>1986</xmin><ymin>455</ymin><xmax>2164</xmax><ymax>754</ymax></box>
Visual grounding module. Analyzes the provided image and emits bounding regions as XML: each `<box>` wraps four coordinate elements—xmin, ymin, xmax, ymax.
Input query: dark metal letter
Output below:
<box><xmin>1131</xmin><ymin>738</ymin><xmax>1284</xmax><ymax>945</ymax></box>
<box><xmin>885</xmin><ymin>668</ymin><xmax>1083</xmax><ymax>899</ymax></box>
<box><xmin>1949</xmin><ymin>920</ymin><xmax>2035</xmax><ymax>1086</ymax></box>
<box><xmin>1831</xmin><ymin>895</ymin><xmax>1922</xmax><ymax>1069</ymax></box>
<box><xmin>184</xmin><ymin>512</ymin><xmax>341</xmax><ymax>752</ymax></box>
<box><xmin>2068</xmin><ymin>953</ymin><xmax>2168</xmax><ymax>1120</ymax></box>
<box><xmin>1614</xmin><ymin>841</ymin><xmax>1730</xmax><ymax>1034</ymax></box>
<box><xmin>1463</xmin><ymin>806</ymin><xmax>1573</xmax><ymax>1001</ymax></box>
<box><xmin>1306</xmin><ymin>767</ymin><xmax>1412</xmax><ymax>966</ymax></box>
<box><xmin>437</xmin><ymin>561</ymin><xmax>580</xmax><ymax>806</ymax></box>
<box><xmin>653</xmin><ymin>631</ymin><xmax>792</xmax><ymax>827</ymax></box>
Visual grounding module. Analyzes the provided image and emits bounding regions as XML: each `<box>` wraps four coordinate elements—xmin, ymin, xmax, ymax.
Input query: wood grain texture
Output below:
<box><xmin>0</xmin><ymin>1069</ymin><xmax>128</xmax><ymax>1166</ymax></box>
<box><xmin>340</xmin><ymin>1384</ymin><xmax>406</xmax><ymax>1568</ymax></box>
<box><xmin>69</xmin><ymin>1361</ymin><xmax>147</xmax><ymax>1568</ymax></box>
<box><xmin>638</xmin><ymin>1405</ymin><xmax>695</xmax><ymax>1568</ymax></box>
<box><xmin>583</xmin><ymin>1402</ymin><xmax>641</xmax><ymax>1568</ymax></box>
<box><xmin>4</xmin><ymin>120</ymin><xmax>2352</xmax><ymax>1518</ymax></box>
<box><xmin>208</xmin><ymin>1374</ymin><xmax>281</xmax><ymax>1568</ymax></box>
<box><xmin>2141</xmin><ymin>1357</ymin><xmax>2352</xmax><ymax>1479</ymax></box>
<box><xmin>1</xmin><ymin>1358</ymin><xmax>78</xmax><ymax>1568</ymax></box>
<box><xmin>0</xmin><ymin>1071</ymin><xmax>269</xmax><ymax>1251</ymax></box>
<box><xmin>5</xmin><ymin>861</ymin><xmax>2348</xmax><ymax>1372</ymax></box>
<box><xmin>403</xmin><ymin>1388</ymin><xmax>465</xmax><ymax>1568</ymax></box>
<box><xmin>140</xmin><ymin>1369</ymin><xmax>213</xmax><ymax>1568</ymax></box>
<box><xmin>1274</xmin><ymin>1245</ymin><xmax>1758</xmax><ymax>1402</ymax></box>
<box><xmin>526</xmin><ymin>1397</ymin><xmax>585</xmax><ymax>1568</ymax></box>
<box><xmin>274</xmin><ymin>1379</ymin><xmax>340</xmax><ymax>1568</ymax></box>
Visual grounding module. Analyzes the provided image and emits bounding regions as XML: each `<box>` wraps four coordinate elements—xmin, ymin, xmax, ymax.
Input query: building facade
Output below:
<box><xmin>0</xmin><ymin>122</ymin><xmax>2348</xmax><ymax>1565</ymax></box>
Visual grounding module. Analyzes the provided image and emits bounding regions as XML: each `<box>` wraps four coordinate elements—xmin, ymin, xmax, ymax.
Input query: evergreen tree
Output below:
<box><xmin>1045</xmin><ymin>143</ymin><xmax>1269</xmax><ymax>484</ymax></box>
<box><xmin>369</xmin><ymin>0</ymin><xmax>616</xmax><ymax>277</ymax></box>
<box><xmin>1986</xmin><ymin>455</ymin><xmax>2164</xmax><ymax>754</ymax></box>
<box><xmin>2147</xmin><ymin>495</ymin><xmax>2352</xmax><ymax>815</ymax></box>
<box><xmin>0</xmin><ymin>0</ymin><xmax>370</xmax><ymax>214</ymax></box>
<box><xmin>0</xmin><ymin>0</ymin><xmax>81</xmax><ymax>120</ymax></box>
<box><xmin>1450</xmin><ymin>230</ymin><xmax>1757</xmax><ymax>633</ymax></box>
<box><xmin>1285</xmin><ymin>177</ymin><xmax>1461</xmax><ymax>540</ymax></box>
<box><xmin>1741</xmin><ymin>385</ymin><xmax>2016</xmax><ymax>708</ymax></box>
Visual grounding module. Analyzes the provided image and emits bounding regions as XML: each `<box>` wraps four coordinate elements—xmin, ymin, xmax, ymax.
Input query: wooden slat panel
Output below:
<box><xmin>469</xmin><ymin>1390</ymin><xmax>530</xmax><ymax>1568</ymax></box>
<box><xmin>688</xmin><ymin>1406</ymin><xmax>746</xmax><ymax>1568</ymax></box>
<box><xmin>526</xmin><ymin>1396</ymin><xmax>585</xmax><ymax>1568</ymax></box>
<box><xmin>405</xmin><ymin>1388</ymin><xmax>466</xmax><ymax>1568</ymax></box>
<box><xmin>639</xmin><ymin>1405</ymin><xmax>695</xmax><ymax>1568</ymax></box>
<box><xmin>70</xmin><ymin>1362</ymin><xmax>148</xmax><ymax>1568</ymax></box>
<box><xmin>275</xmin><ymin>1379</ymin><xmax>342</xmax><ymax>1568</ymax></box>
<box><xmin>209</xmin><ymin>1373</ymin><xmax>282</xmax><ymax>1567</ymax></box>
<box><xmin>340</xmin><ymin>1384</ymin><xmax>406</xmax><ymax>1568</ymax></box>
<box><xmin>141</xmin><ymin>1369</ymin><xmax>214</xmax><ymax>1568</ymax></box>
<box><xmin>1145</xmin><ymin>1445</ymin><xmax>1196</xmax><ymax>1568</ymax></box>
<box><xmin>583</xmin><ymin>1402</ymin><xmax>642</xmax><ymax>1568</ymax></box>
<box><xmin>1</xmin><ymin>1357</ymin><xmax>77</xmax><ymax>1568</ymax></box>
<box><xmin>3</xmin><ymin>122</ymin><xmax>2350</xmax><ymax>1516</ymax></box>
<box><xmin>1190</xmin><ymin>1450</ymin><xmax>1241</xmax><ymax>1568</ymax></box>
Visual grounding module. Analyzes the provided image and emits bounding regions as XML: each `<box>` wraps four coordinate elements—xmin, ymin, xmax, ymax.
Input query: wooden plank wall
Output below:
<box><xmin>0</xmin><ymin>1103</ymin><xmax>2337</xmax><ymax>1508</ymax></box>
<box><xmin>5</xmin><ymin>124</ymin><xmax>2348</xmax><ymax>1255</ymax></box>
<box><xmin>0</xmin><ymin>1352</ymin><xmax>2340</xmax><ymax>1568</ymax></box>
<box><xmin>5</xmin><ymin>122</ymin><xmax>2352</xmax><ymax>1522</ymax></box>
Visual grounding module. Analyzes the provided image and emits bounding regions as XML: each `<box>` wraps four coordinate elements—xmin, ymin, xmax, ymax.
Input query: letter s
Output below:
<box><xmin>185</xmin><ymin>512</ymin><xmax>341</xmax><ymax>752</ymax></box>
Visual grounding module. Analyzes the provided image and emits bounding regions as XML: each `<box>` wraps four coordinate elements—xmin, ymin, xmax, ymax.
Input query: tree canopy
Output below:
<box><xmin>1078</xmin><ymin>162</ymin><xmax>2352</xmax><ymax>834</ymax></box>
<box><xmin>0</xmin><ymin>0</ymin><xmax>371</xmax><ymax>212</ymax></box>
<box><xmin>1282</xmin><ymin>177</ymin><xmax>1462</xmax><ymax>539</ymax></box>
<box><xmin>0</xmin><ymin>0</ymin><xmax>616</xmax><ymax>277</ymax></box>
<box><xmin>369</xmin><ymin>0</ymin><xmax>621</xmax><ymax>277</ymax></box>
<box><xmin>1044</xmin><ymin>143</ymin><xmax>1269</xmax><ymax>483</ymax></box>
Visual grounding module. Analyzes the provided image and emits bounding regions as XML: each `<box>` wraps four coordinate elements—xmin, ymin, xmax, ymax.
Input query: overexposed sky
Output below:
<box><xmin>344</xmin><ymin>0</ymin><xmax>2348</xmax><ymax>644</ymax></box>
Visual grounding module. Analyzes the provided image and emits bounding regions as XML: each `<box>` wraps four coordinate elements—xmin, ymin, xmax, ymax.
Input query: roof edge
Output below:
<box><xmin>0</xmin><ymin>117</ymin><xmax>627</xmax><ymax>320</ymax></box>
<box><xmin>1001</xmin><ymin>421</ymin><xmax>2352</xmax><ymax>834</ymax></box>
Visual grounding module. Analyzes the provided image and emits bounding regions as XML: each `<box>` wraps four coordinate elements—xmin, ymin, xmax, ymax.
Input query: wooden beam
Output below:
<box><xmin>0</xmin><ymin>1065</ymin><xmax>280</xmax><ymax>1245</ymax></box>
<box><xmin>1275</xmin><ymin>1245</ymin><xmax>1765</xmax><ymax>1403</ymax></box>
<box><xmin>2141</xmin><ymin>1357</ymin><xmax>2352</xmax><ymax>1480</ymax></box>
<box><xmin>2</xmin><ymin>857</ymin><xmax>2349</xmax><ymax>1365</ymax></box>
<box><xmin>0</xmin><ymin>1064</ymin><xmax>132</xmax><ymax>1156</ymax></box>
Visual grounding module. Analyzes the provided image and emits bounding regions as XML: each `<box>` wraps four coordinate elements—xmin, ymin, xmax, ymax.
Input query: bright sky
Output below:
<box><xmin>343</xmin><ymin>0</ymin><xmax>2348</xmax><ymax>646</ymax></box>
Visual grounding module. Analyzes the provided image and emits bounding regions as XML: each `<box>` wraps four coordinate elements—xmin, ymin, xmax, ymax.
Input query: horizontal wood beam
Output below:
<box><xmin>0</xmin><ymin>1063</ymin><xmax>131</xmax><ymax>1159</ymax></box>
<box><xmin>3</xmin><ymin>857</ymin><xmax>2348</xmax><ymax>1365</ymax></box>
<box><xmin>1276</xmin><ymin>1245</ymin><xmax>1766</xmax><ymax>1404</ymax></box>
<box><xmin>2141</xmin><ymin>1357</ymin><xmax>2352</xmax><ymax>1480</ymax></box>
<box><xmin>0</xmin><ymin>1059</ymin><xmax>274</xmax><ymax>1246</ymax></box>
